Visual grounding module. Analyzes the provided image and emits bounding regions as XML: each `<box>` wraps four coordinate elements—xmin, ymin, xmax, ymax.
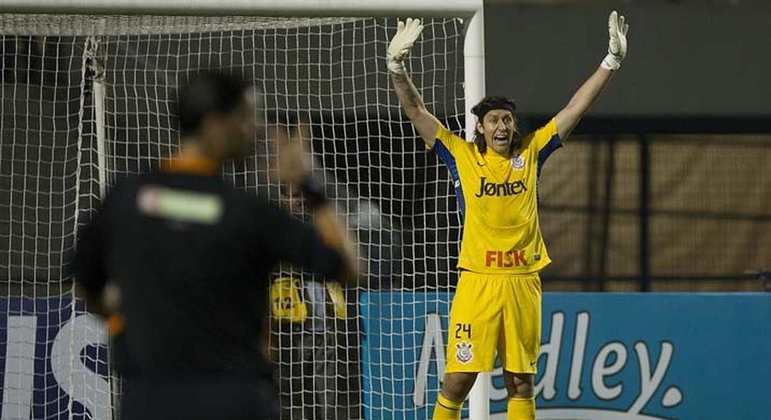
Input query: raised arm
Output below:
<box><xmin>387</xmin><ymin>18</ymin><xmax>441</xmax><ymax>148</ymax></box>
<box><xmin>555</xmin><ymin>11</ymin><xmax>630</xmax><ymax>141</ymax></box>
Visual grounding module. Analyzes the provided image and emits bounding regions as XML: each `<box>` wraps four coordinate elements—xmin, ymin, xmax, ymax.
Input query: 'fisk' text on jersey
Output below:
<box><xmin>485</xmin><ymin>249</ymin><xmax>527</xmax><ymax>267</ymax></box>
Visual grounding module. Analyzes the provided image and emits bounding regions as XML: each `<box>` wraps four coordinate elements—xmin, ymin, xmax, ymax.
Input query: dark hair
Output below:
<box><xmin>177</xmin><ymin>70</ymin><xmax>250</xmax><ymax>135</ymax></box>
<box><xmin>470</xmin><ymin>96</ymin><xmax>517</xmax><ymax>154</ymax></box>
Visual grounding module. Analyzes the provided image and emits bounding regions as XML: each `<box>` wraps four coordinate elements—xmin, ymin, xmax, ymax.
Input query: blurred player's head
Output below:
<box><xmin>471</xmin><ymin>96</ymin><xmax>520</xmax><ymax>156</ymax></box>
<box><xmin>177</xmin><ymin>70</ymin><xmax>261</xmax><ymax>161</ymax></box>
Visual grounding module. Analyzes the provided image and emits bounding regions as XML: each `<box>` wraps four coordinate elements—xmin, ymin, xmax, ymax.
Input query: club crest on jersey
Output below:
<box><xmin>456</xmin><ymin>341</ymin><xmax>473</xmax><ymax>364</ymax></box>
<box><xmin>510</xmin><ymin>154</ymin><xmax>525</xmax><ymax>169</ymax></box>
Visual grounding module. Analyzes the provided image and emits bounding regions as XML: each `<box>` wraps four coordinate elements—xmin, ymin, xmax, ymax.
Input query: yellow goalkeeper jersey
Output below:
<box><xmin>432</xmin><ymin>119</ymin><xmax>562</xmax><ymax>274</ymax></box>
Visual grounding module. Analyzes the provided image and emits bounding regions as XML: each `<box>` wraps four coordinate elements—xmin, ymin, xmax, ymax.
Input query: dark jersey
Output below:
<box><xmin>74</xmin><ymin>169</ymin><xmax>343</xmax><ymax>382</ymax></box>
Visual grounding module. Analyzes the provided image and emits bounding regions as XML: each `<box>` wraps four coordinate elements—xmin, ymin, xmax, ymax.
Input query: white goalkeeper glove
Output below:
<box><xmin>601</xmin><ymin>10</ymin><xmax>630</xmax><ymax>71</ymax></box>
<box><xmin>387</xmin><ymin>18</ymin><xmax>424</xmax><ymax>75</ymax></box>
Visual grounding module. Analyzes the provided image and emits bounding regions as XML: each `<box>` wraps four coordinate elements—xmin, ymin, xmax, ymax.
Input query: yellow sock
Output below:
<box><xmin>432</xmin><ymin>392</ymin><xmax>463</xmax><ymax>420</ymax></box>
<box><xmin>507</xmin><ymin>396</ymin><xmax>535</xmax><ymax>420</ymax></box>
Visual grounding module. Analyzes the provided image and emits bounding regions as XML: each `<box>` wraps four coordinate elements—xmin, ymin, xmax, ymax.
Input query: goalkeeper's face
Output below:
<box><xmin>478</xmin><ymin>109</ymin><xmax>518</xmax><ymax>156</ymax></box>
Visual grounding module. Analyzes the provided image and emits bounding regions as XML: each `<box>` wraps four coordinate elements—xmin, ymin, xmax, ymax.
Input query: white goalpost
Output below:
<box><xmin>0</xmin><ymin>1</ymin><xmax>487</xmax><ymax>419</ymax></box>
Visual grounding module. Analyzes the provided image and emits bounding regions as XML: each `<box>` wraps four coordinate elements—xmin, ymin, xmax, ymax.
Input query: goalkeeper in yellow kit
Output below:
<box><xmin>387</xmin><ymin>12</ymin><xmax>630</xmax><ymax>420</ymax></box>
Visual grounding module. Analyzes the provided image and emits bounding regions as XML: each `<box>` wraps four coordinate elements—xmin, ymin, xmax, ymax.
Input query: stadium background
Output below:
<box><xmin>1</xmin><ymin>1</ymin><xmax>769</xmax><ymax>419</ymax></box>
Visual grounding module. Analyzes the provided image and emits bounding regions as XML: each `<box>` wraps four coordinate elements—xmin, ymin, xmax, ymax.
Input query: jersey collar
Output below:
<box><xmin>162</xmin><ymin>156</ymin><xmax>219</xmax><ymax>176</ymax></box>
<box><xmin>474</xmin><ymin>145</ymin><xmax>512</xmax><ymax>167</ymax></box>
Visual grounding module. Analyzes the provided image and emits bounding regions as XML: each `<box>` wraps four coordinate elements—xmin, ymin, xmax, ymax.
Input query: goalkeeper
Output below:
<box><xmin>387</xmin><ymin>12</ymin><xmax>629</xmax><ymax>420</ymax></box>
<box><xmin>73</xmin><ymin>71</ymin><xmax>357</xmax><ymax>420</ymax></box>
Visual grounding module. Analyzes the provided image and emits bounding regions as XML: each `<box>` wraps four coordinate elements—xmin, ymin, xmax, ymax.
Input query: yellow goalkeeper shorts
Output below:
<box><xmin>446</xmin><ymin>270</ymin><xmax>541</xmax><ymax>374</ymax></box>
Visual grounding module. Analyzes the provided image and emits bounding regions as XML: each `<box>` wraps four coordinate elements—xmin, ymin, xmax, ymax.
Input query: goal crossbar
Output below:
<box><xmin>0</xmin><ymin>0</ymin><xmax>481</xmax><ymax>17</ymax></box>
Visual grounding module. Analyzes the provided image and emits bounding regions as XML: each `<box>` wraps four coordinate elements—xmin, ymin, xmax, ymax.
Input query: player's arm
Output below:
<box><xmin>306</xmin><ymin>204</ymin><xmax>358</xmax><ymax>284</ymax></box>
<box><xmin>72</xmin><ymin>208</ymin><xmax>111</xmax><ymax>317</ymax></box>
<box><xmin>273</xmin><ymin>126</ymin><xmax>359</xmax><ymax>284</ymax></box>
<box><xmin>555</xmin><ymin>11</ymin><xmax>629</xmax><ymax>141</ymax></box>
<box><xmin>387</xmin><ymin>18</ymin><xmax>442</xmax><ymax>148</ymax></box>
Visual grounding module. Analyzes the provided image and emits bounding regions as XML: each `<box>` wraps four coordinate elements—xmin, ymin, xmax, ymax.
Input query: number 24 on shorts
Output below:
<box><xmin>454</xmin><ymin>323</ymin><xmax>472</xmax><ymax>339</ymax></box>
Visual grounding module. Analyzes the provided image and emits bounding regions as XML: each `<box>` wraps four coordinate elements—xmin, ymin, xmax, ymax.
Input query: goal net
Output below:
<box><xmin>1</xmin><ymin>11</ymin><xmax>473</xmax><ymax>419</ymax></box>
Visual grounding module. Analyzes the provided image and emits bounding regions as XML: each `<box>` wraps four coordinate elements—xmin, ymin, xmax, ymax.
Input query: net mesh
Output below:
<box><xmin>1</xmin><ymin>13</ymin><xmax>466</xmax><ymax>419</ymax></box>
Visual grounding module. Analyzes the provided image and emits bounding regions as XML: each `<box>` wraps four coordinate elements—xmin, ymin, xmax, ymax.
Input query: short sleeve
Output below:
<box><xmin>74</xmin><ymin>203</ymin><xmax>109</xmax><ymax>295</ymax></box>
<box><xmin>524</xmin><ymin>118</ymin><xmax>562</xmax><ymax>167</ymax></box>
<box><xmin>73</xmin><ymin>178</ymin><xmax>134</xmax><ymax>297</ymax></box>
<box><xmin>432</xmin><ymin>123</ymin><xmax>467</xmax><ymax>156</ymax></box>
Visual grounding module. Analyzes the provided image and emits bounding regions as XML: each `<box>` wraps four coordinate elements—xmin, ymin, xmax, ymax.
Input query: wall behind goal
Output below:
<box><xmin>485</xmin><ymin>1</ymin><xmax>771</xmax><ymax>118</ymax></box>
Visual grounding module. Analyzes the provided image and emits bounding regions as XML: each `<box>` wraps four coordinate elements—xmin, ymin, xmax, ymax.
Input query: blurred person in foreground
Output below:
<box><xmin>387</xmin><ymin>12</ymin><xmax>629</xmax><ymax>420</ymax></box>
<box><xmin>73</xmin><ymin>70</ymin><xmax>358</xmax><ymax>420</ymax></box>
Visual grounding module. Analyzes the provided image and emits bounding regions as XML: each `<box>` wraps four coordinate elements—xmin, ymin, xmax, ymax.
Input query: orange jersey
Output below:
<box><xmin>432</xmin><ymin>119</ymin><xmax>561</xmax><ymax>274</ymax></box>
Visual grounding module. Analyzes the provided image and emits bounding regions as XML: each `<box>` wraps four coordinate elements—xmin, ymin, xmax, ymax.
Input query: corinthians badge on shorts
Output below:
<box><xmin>510</xmin><ymin>154</ymin><xmax>525</xmax><ymax>170</ymax></box>
<box><xmin>456</xmin><ymin>341</ymin><xmax>473</xmax><ymax>364</ymax></box>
